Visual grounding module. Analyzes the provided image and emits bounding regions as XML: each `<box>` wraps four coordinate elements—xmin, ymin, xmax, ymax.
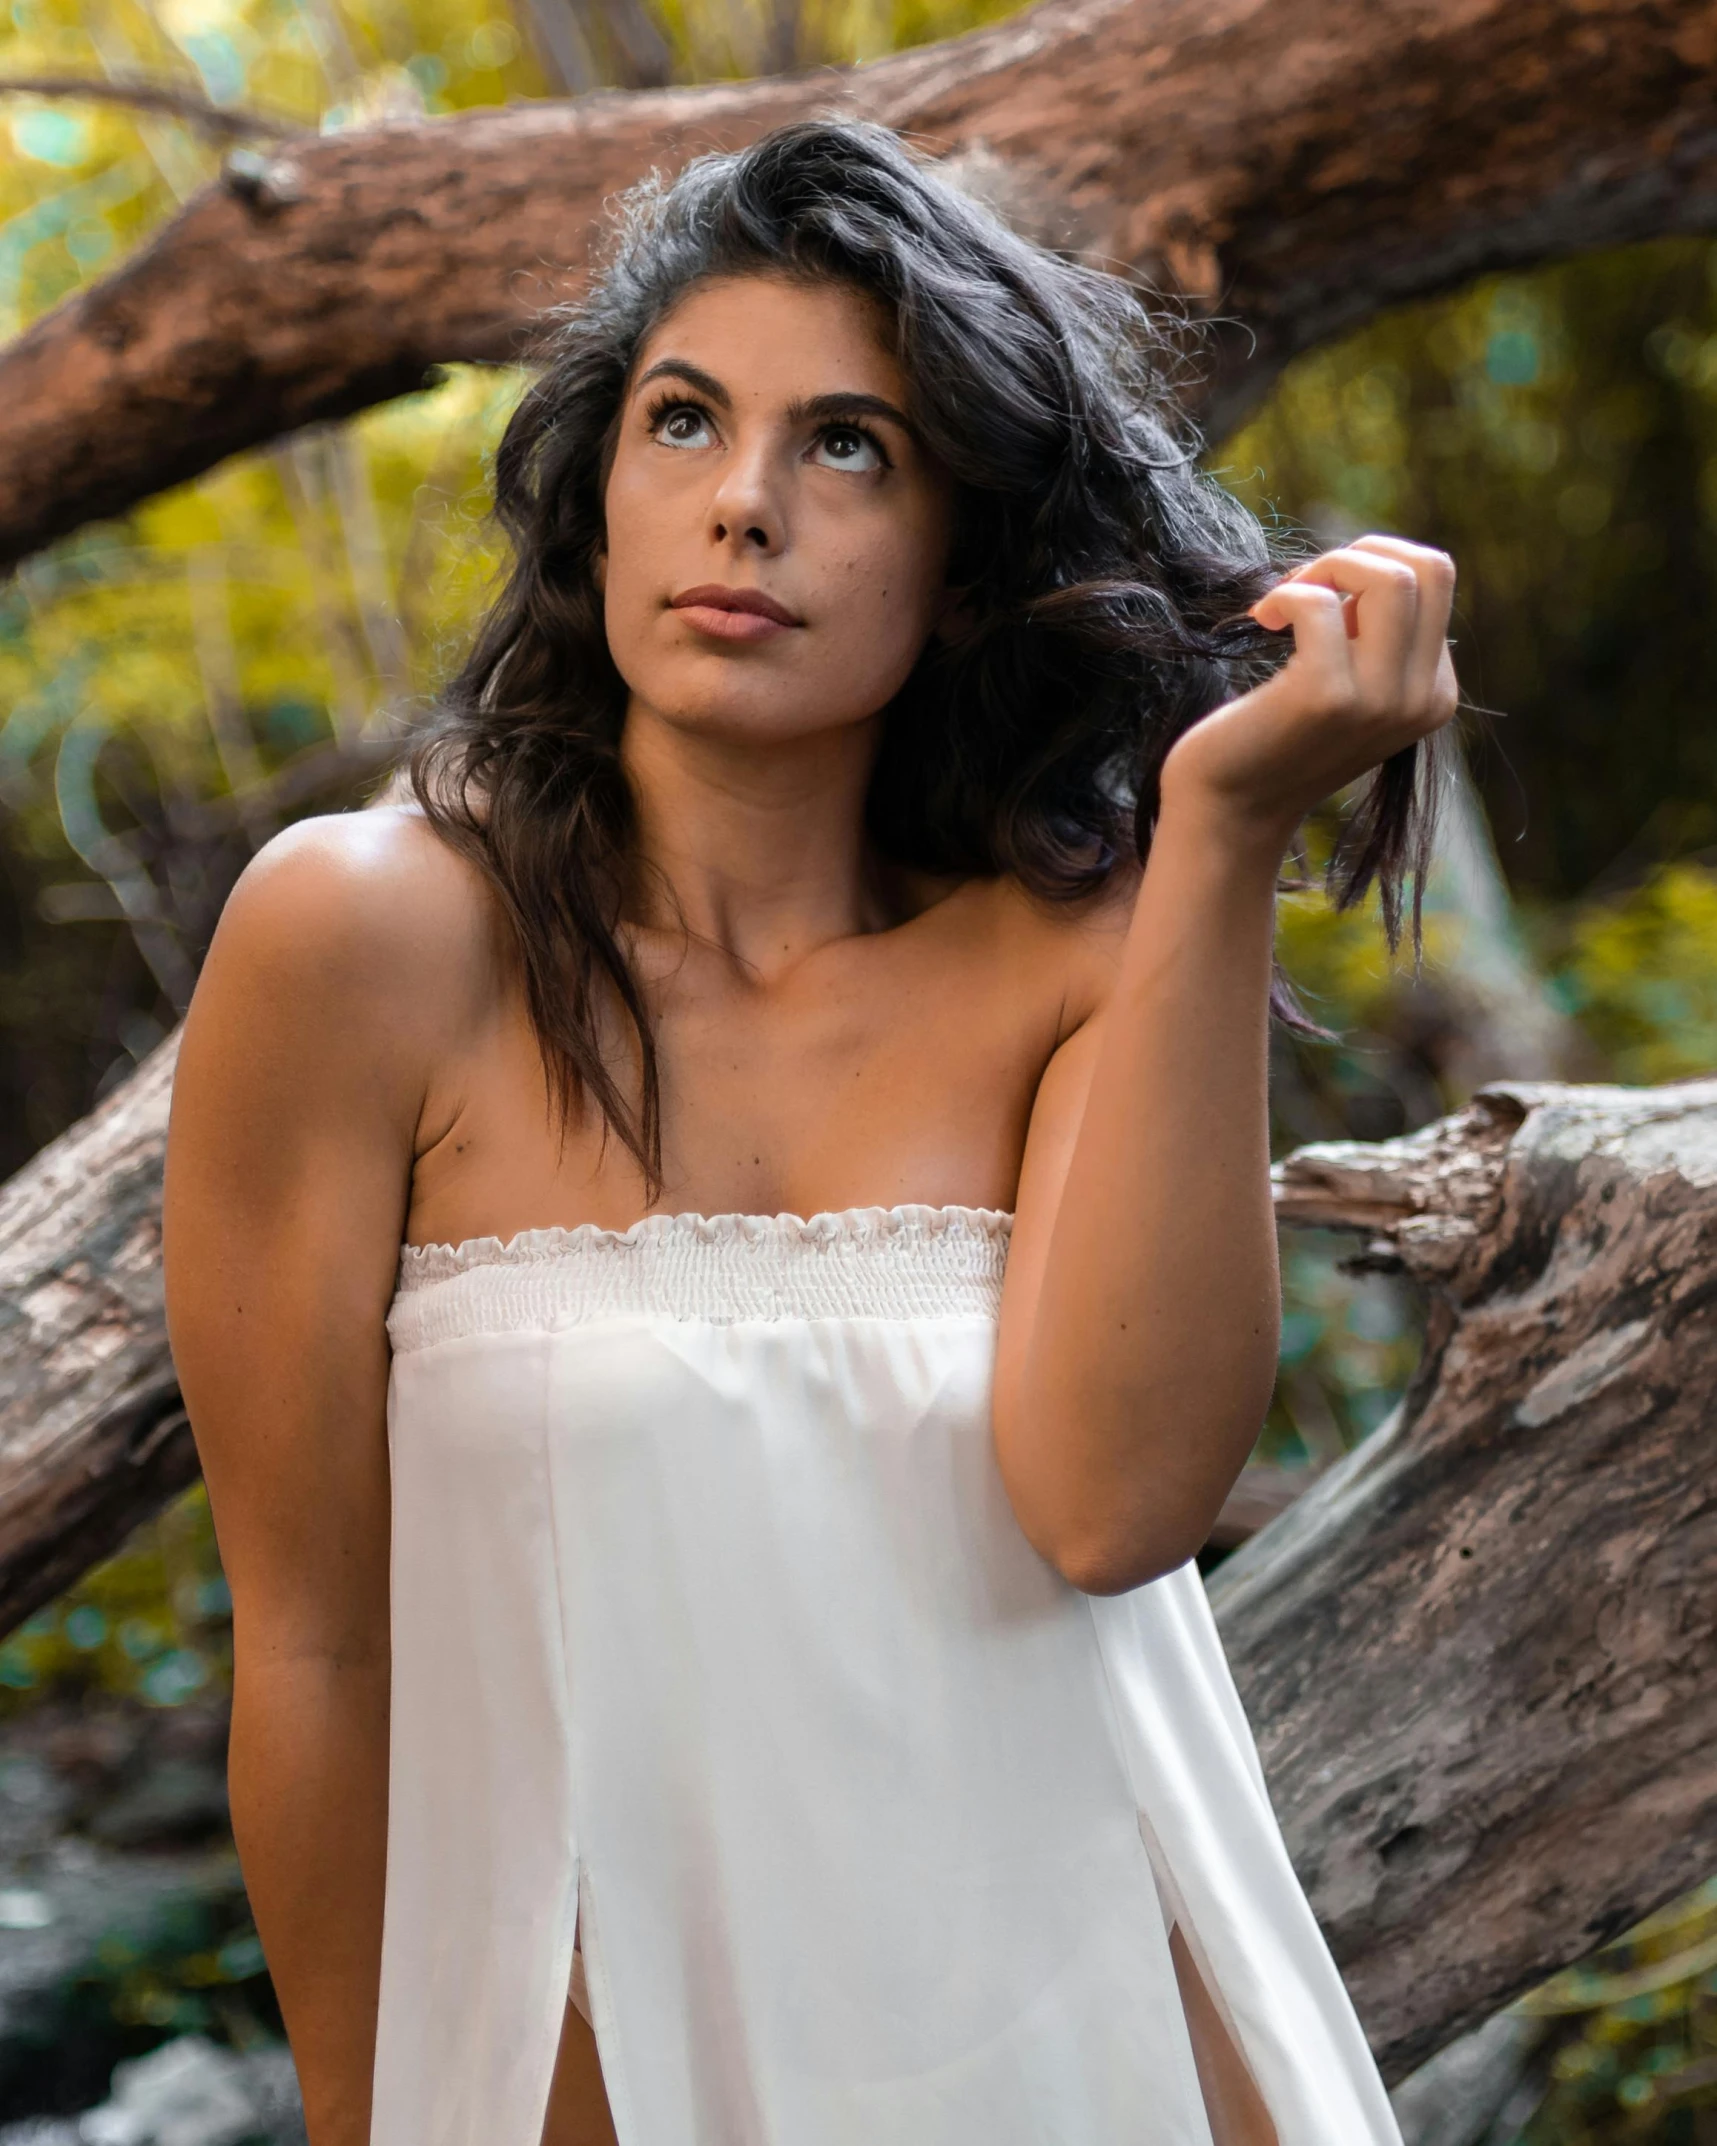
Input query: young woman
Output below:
<box><xmin>163</xmin><ymin>121</ymin><xmax>1456</xmax><ymax>2146</ymax></box>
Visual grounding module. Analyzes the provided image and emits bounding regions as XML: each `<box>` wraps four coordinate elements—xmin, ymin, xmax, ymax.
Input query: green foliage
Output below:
<box><xmin>1221</xmin><ymin>242</ymin><xmax>1717</xmax><ymax>899</ymax></box>
<box><xmin>1273</xmin><ymin>870</ymin><xmax>1482</xmax><ymax>1141</ymax></box>
<box><xmin>1265</xmin><ymin>1233</ymin><xmax>1421</xmax><ymax>1463</ymax></box>
<box><xmin>39</xmin><ymin>1881</ymin><xmax>276</xmax><ymax>2049</ymax></box>
<box><xmin>0</xmin><ymin>362</ymin><xmax>516</xmax><ymax>800</ymax></box>
<box><xmin>0</xmin><ymin>0</ymin><xmax>1025</xmax><ymax>347</ymax></box>
<box><xmin>0</xmin><ymin>1484</ymin><xmax>232</xmax><ymax>1715</ymax></box>
<box><xmin>1518</xmin><ymin>1879</ymin><xmax>1717</xmax><ymax>2143</ymax></box>
<box><xmin>1541</xmin><ymin>864</ymin><xmax>1717</xmax><ymax>1084</ymax></box>
<box><xmin>2</xmin><ymin>0</ymin><xmax>541</xmax><ymax>339</ymax></box>
<box><xmin>0</xmin><ymin>364</ymin><xmax>520</xmax><ymax>1167</ymax></box>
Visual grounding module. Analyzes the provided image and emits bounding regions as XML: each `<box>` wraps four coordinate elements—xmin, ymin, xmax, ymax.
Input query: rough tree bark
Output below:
<box><xmin>2</xmin><ymin>0</ymin><xmax>1717</xmax><ymax>568</ymax></box>
<box><xmin>2</xmin><ymin>1052</ymin><xmax>1711</xmax><ymax>2077</ymax></box>
<box><xmin>0</xmin><ymin>1033</ymin><xmax>191</xmax><ymax>1632</ymax></box>
<box><xmin>1226</xmin><ymin>1077</ymin><xmax>1717</xmax><ymax>2076</ymax></box>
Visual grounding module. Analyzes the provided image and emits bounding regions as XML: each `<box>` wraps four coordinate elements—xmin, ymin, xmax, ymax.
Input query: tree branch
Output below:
<box><xmin>0</xmin><ymin>73</ymin><xmax>303</xmax><ymax>142</ymax></box>
<box><xmin>1227</xmin><ymin>1078</ymin><xmax>1717</xmax><ymax>2077</ymax></box>
<box><xmin>1</xmin><ymin>0</ymin><xmax>1716</xmax><ymax>568</ymax></box>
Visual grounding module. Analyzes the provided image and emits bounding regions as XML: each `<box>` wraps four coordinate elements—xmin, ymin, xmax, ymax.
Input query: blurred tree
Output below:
<box><xmin>1223</xmin><ymin>241</ymin><xmax>1717</xmax><ymax>902</ymax></box>
<box><xmin>0</xmin><ymin>366</ymin><xmax>514</xmax><ymax>1171</ymax></box>
<box><xmin>1516</xmin><ymin>1878</ymin><xmax>1717</xmax><ymax>2144</ymax></box>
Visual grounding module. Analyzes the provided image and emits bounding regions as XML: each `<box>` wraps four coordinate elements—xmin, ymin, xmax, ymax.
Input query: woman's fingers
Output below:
<box><xmin>1246</xmin><ymin>579</ymin><xmax>1355</xmax><ymax>711</ymax></box>
<box><xmin>1259</xmin><ymin>536</ymin><xmax>1459</xmax><ymax>747</ymax></box>
<box><xmin>1266</xmin><ymin>546</ymin><xmax>1421</xmax><ymax>714</ymax></box>
<box><xmin>1346</xmin><ymin>534</ymin><xmax>1457</xmax><ymax>718</ymax></box>
<box><xmin>1170</xmin><ymin>531</ymin><xmax>1460</xmax><ymax>835</ymax></box>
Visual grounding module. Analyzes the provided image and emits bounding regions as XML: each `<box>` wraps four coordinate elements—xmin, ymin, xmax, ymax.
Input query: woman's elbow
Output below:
<box><xmin>1041</xmin><ymin>1525</ymin><xmax>1196</xmax><ymax>1597</ymax></box>
<box><xmin>1005</xmin><ymin>1469</ymin><xmax>1201</xmax><ymax>1592</ymax></box>
<box><xmin>991</xmin><ymin>1399</ymin><xmax>1212</xmax><ymax>1594</ymax></box>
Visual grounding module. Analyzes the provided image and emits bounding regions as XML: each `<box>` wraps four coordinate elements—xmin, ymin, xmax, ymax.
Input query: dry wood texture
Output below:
<box><xmin>0</xmin><ymin>1031</ymin><xmax>191</xmax><ymax>1636</ymax></box>
<box><xmin>1221</xmin><ymin>1078</ymin><xmax>1717</xmax><ymax>2079</ymax></box>
<box><xmin>0</xmin><ymin>1057</ymin><xmax>1711</xmax><ymax>2074</ymax></box>
<box><xmin>3</xmin><ymin>0</ymin><xmax>1717</xmax><ymax>567</ymax></box>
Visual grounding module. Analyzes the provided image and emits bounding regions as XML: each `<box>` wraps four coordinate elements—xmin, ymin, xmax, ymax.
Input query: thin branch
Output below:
<box><xmin>273</xmin><ymin>436</ymin><xmax>381</xmax><ymax>746</ymax></box>
<box><xmin>0</xmin><ymin>73</ymin><xmax>304</xmax><ymax>142</ymax></box>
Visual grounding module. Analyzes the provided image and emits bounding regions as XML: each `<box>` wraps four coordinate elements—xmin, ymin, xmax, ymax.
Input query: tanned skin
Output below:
<box><xmin>163</xmin><ymin>272</ymin><xmax>1457</xmax><ymax>2146</ymax></box>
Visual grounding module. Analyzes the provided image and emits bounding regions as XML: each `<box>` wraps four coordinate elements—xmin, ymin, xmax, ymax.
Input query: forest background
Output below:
<box><xmin>0</xmin><ymin>0</ymin><xmax>1714</xmax><ymax>2135</ymax></box>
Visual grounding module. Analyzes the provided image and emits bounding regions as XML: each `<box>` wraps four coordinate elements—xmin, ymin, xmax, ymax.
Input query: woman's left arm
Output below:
<box><xmin>992</xmin><ymin>535</ymin><xmax>1458</xmax><ymax>1594</ymax></box>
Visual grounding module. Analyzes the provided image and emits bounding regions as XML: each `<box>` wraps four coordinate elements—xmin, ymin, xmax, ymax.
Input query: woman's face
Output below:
<box><xmin>601</xmin><ymin>272</ymin><xmax>957</xmax><ymax>749</ymax></box>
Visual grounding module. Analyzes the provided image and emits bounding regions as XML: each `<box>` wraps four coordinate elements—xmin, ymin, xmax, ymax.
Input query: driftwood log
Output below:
<box><xmin>4</xmin><ymin>0</ymin><xmax>1717</xmax><ymax>568</ymax></box>
<box><xmin>1224</xmin><ymin>1078</ymin><xmax>1717</xmax><ymax>2077</ymax></box>
<box><xmin>0</xmin><ymin>1033</ymin><xmax>192</xmax><ymax>1627</ymax></box>
<box><xmin>1</xmin><ymin>1050</ymin><xmax>1712</xmax><ymax>2075</ymax></box>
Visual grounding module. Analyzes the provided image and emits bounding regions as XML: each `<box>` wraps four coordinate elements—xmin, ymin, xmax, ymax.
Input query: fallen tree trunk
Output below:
<box><xmin>1223</xmin><ymin>1078</ymin><xmax>1717</xmax><ymax>2077</ymax></box>
<box><xmin>0</xmin><ymin>1032</ymin><xmax>191</xmax><ymax>1631</ymax></box>
<box><xmin>0</xmin><ymin>1057</ymin><xmax>1712</xmax><ymax>2079</ymax></box>
<box><xmin>3</xmin><ymin>0</ymin><xmax>1717</xmax><ymax>567</ymax></box>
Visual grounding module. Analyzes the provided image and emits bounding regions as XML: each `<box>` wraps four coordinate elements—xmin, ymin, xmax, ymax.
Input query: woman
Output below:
<box><xmin>163</xmin><ymin>121</ymin><xmax>1456</xmax><ymax>2146</ymax></box>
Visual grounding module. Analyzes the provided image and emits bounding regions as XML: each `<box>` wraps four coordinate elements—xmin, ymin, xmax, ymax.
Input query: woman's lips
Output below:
<box><xmin>675</xmin><ymin>605</ymin><xmax>789</xmax><ymax>641</ymax></box>
<box><xmin>669</xmin><ymin>586</ymin><xmax>801</xmax><ymax>642</ymax></box>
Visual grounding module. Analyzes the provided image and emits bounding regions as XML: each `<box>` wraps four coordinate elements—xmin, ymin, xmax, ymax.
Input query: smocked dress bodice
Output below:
<box><xmin>374</xmin><ymin>1206</ymin><xmax>1401</xmax><ymax>2146</ymax></box>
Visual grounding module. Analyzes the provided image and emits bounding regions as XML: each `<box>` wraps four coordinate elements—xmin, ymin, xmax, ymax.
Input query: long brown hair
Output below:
<box><xmin>409</xmin><ymin>120</ymin><xmax>1440</xmax><ymax>1196</ymax></box>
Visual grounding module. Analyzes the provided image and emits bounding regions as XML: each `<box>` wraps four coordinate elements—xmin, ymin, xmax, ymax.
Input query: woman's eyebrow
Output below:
<box><xmin>634</xmin><ymin>358</ymin><xmax>730</xmax><ymax>405</ymax></box>
<box><xmin>792</xmin><ymin>390</ymin><xmax>914</xmax><ymax>433</ymax></box>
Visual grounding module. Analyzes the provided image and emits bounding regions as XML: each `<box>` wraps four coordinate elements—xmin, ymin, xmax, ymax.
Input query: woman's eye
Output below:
<box><xmin>810</xmin><ymin>426</ymin><xmax>884</xmax><ymax>473</ymax></box>
<box><xmin>655</xmin><ymin>405</ymin><xmax>714</xmax><ymax>449</ymax></box>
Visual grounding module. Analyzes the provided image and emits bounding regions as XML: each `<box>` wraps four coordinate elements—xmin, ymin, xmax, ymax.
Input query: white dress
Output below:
<box><xmin>374</xmin><ymin>1205</ymin><xmax>1402</xmax><ymax>2146</ymax></box>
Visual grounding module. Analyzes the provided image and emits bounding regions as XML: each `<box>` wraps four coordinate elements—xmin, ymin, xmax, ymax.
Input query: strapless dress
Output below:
<box><xmin>372</xmin><ymin>1205</ymin><xmax>1401</xmax><ymax>2146</ymax></box>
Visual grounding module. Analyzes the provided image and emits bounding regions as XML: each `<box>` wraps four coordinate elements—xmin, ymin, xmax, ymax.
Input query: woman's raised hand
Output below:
<box><xmin>1160</xmin><ymin>533</ymin><xmax>1459</xmax><ymax>856</ymax></box>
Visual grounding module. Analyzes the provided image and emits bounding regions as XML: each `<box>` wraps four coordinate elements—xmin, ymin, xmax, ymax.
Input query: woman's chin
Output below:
<box><xmin>625</xmin><ymin>690</ymin><xmax>883</xmax><ymax>753</ymax></box>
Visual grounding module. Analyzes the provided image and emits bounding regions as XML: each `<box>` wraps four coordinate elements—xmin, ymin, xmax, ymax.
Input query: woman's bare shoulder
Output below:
<box><xmin>963</xmin><ymin>865</ymin><xmax>1140</xmax><ymax>1031</ymax></box>
<box><xmin>202</xmin><ymin>802</ymin><xmax>505</xmax><ymax>1049</ymax></box>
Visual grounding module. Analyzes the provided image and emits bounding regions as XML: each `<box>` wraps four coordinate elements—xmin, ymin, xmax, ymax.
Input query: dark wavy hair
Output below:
<box><xmin>409</xmin><ymin>118</ymin><xmax>1438</xmax><ymax>1195</ymax></box>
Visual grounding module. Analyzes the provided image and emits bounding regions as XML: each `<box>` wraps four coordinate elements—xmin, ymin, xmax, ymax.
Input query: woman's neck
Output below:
<box><xmin>619</xmin><ymin>699</ymin><xmax>909</xmax><ymax>979</ymax></box>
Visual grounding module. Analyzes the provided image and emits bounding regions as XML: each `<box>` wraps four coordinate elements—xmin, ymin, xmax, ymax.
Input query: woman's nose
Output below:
<box><xmin>708</xmin><ymin>443</ymin><xmax>785</xmax><ymax>555</ymax></box>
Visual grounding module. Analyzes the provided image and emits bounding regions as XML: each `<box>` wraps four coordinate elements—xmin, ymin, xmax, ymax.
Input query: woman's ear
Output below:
<box><xmin>593</xmin><ymin>548</ymin><xmax>608</xmax><ymax>595</ymax></box>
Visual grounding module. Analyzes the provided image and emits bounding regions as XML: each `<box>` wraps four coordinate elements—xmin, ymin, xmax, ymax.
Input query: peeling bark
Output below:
<box><xmin>3</xmin><ymin>0</ymin><xmax>1717</xmax><ymax>566</ymax></box>
<box><xmin>1225</xmin><ymin>1078</ymin><xmax>1717</xmax><ymax>2079</ymax></box>
<box><xmin>0</xmin><ymin>1032</ymin><xmax>190</xmax><ymax>1637</ymax></box>
<box><xmin>0</xmin><ymin>1060</ymin><xmax>1712</xmax><ymax>2080</ymax></box>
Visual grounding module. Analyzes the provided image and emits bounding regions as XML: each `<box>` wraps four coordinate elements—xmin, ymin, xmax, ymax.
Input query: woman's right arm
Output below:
<box><xmin>163</xmin><ymin>810</ymin><xmax>463</xmax><ymax>2146</ymax></box>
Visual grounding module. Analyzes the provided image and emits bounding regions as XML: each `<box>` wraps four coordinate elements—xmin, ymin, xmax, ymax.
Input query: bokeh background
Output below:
<box><xmin>1</xmin><ymin>0</ymin><xmax>1716</xmax><ymax>2136</ymax></box>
